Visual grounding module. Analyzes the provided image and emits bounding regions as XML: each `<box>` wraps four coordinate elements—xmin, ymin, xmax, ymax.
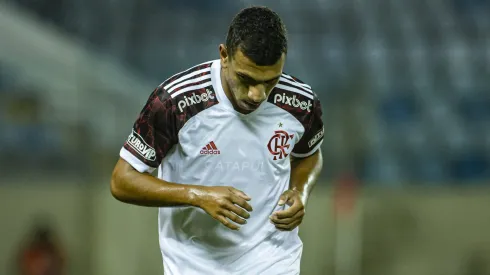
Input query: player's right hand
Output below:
<box><xmin>194</xmin><ymin>186</ymin><xmax>253</xmax><ymax>230</ymax></box>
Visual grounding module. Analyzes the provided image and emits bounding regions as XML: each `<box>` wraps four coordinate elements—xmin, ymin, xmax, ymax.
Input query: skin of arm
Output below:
<box><xmin>110</xmin><ymin>158</ymin><xmax>253</xmax><ymax>230</ymax></box>
<box><xmin>289</xmin><ymin>150</ymin><xmax>323</xmax><ymax>206</ymax></box>
<box><xmin>110</xmin><ymin>158</ymin><xmax>199</xmax><ymax>207</ymax></box>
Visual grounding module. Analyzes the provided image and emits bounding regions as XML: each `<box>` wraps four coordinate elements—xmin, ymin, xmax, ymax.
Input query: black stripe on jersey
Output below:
<box><xmin>281</xmin><ymin>73</ymin><xmax>311</xmax><ymax>87</ymax></box>
<box><xmin>169</xmin><ymin>78</ymin><xmax>213</xmax><ymax>99</ymax></box>
<box><xmin>277</xmin><ymin>80</ymin><xmax>314</xmax><ymax>96</ymax></box>
<box><xmin>167</xmin><ymin>73</ymin><xmax>212</xmax><ymax>95</ymax></box>
<box><xmin>166</xmin><ymin>70</ymin><xmax>212</xmax><ymax>93</ymax></box>
<box><xmin>279</xmin><ymin>76</ymin><xmax>313</xmax><ymax>93</ymax></box>
<box><xmin>161</xmin><ymin>61</ymin><xmax>213</xmax><ymax>90</ymax></box>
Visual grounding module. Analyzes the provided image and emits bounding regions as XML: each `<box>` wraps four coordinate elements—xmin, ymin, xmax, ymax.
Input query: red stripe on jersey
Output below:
<box><xmin>206</xmin><ymin>144</ymin><xmax>212</xmax><ymax>150</ymax></box>
<box><xmin>210</xmin><ymin>141</ymin><xmax>218</xmax><ymax>150</ymax></box>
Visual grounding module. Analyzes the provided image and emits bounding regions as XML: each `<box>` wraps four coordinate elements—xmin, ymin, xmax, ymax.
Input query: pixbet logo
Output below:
<box><xmin>178</xmin><ymin>89</ymin><xmax>215</xmax><ymax>112</ymax></box>
<box><xmin>274</xmin><ymin>93</ymin><xmax>312</xmax><ymax>112</ymax></box>
<box><xmin>267</xmin><ymin>130</ymin><xmax>294</xmax><ymax>160</ymax></box>
<box><xmin>126</xmin><ymin>130</ymin><xmax>156</xmax><ymax>161</ymax></box>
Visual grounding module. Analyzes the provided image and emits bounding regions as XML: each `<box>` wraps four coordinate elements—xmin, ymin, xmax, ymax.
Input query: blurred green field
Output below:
<box><xmin>2</xmin><ymin>182</ymin><xmax>490</xmax><ymax>275</ymax></box>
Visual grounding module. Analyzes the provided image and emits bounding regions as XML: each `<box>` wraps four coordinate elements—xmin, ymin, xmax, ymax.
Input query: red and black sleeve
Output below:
<box><xmin>120</xmin><ymin>86</ymin><xmax>179</xmax><ymax>173</ymax></box>
<box><xmin>291</xmin><ymin>96</ymin><xmax>324</xmax><ymax>158</ymax></box>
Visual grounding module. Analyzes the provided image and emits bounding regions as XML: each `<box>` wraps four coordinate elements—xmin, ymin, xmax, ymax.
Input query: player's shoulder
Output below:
<box><xmin>268</xmin><ymin>72</ymin><xmax>320</xmax><ymax>120</ymax></box>
<box><xmin>152</xmin><ymin>60</ymin><xmax>219</xmax><ymax>114</ymax></box>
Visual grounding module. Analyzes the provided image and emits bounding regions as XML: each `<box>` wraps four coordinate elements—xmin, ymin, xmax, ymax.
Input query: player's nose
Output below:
<box><xmin>248</xmin><ymin>85</ymin><xmax>266</xmax><ymax>103</ymax></box>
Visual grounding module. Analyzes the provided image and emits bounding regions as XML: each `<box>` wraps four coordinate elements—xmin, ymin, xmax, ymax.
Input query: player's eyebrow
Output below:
<box><xmin>236</xmin><ymin>72</ymin><xmax>281</xmax><ymax>83</ymax></box>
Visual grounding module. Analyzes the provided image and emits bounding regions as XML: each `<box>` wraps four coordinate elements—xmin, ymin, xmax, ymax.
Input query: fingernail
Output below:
<box><xmin>278</xmin><ymin>200</ymin><xmax>285</xmax><ymax>205</ymax></box>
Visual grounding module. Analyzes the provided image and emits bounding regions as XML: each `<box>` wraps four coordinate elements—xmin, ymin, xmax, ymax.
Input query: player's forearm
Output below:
<box><xmin>289</xmin><ymin>150</ymin><xmax>323</xmax><ymax>206</ymax></box>
<box><xmin>110</xmin><ymin>158</ymin><xmax>199</xmax><ymax>207</ymax></box>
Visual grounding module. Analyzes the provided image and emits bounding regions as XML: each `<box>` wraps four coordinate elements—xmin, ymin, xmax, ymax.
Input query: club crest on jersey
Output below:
<box><xmin>126</xmin><ymin>130</ymin><xmax>157</xmax><ymax>161</ymax></box>
<box><xmin>177</xmin><ymin>89</ymin><xmax>215</xmax><ymax>113</ymax></box>
<box><xmin>274</xmin><ymin>93</ymin><xmax>312</xmax><ymax>112</ymax></box>
<box><xmin>267</xmin><ymin>130</ymin><xmax>294</xmax><ymax>160</ymax></box>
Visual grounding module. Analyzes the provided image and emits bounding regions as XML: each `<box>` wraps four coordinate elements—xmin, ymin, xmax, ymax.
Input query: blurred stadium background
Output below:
<box><xmin>1</xmin><ymin>0</ymin><xmax>490</xmax><ymax>274</ymax></box>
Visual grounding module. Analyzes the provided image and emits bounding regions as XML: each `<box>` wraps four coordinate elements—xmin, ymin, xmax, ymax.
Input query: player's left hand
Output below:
<box><xmin>270</xmin><ymin>189</ymin><xmax>305</xmax><ymax>231</ymax></box>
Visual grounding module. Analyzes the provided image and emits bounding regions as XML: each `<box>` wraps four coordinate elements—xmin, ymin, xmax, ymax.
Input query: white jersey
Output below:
<box><xmin>120</xmin><ymin>60</ymin><xmax>324</xmax><ymax>275</ymax></box>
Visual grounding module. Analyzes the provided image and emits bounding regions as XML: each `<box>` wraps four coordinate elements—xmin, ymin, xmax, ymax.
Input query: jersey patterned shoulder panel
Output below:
<box><xmin>268</xmin><ymin>73</ymin><xmax>324</xmax><ymax>158</ymax></box>
<box><xmin>121</xmin><ymin>61</ymin><xmax>219</xmax><ymax>172</ymax></box>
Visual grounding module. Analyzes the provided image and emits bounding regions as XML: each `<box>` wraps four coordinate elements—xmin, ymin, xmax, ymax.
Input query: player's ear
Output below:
<box><xmin>219</xmin><ymin>44</ymin><xmax>229</xmax><ymax>68</ymax></box>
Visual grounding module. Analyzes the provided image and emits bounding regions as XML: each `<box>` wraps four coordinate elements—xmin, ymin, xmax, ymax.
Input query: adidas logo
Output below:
<box><xmin>200</xmin><ymin>141</ymin><xmax>220</xmax><ymax>155</ymax></box>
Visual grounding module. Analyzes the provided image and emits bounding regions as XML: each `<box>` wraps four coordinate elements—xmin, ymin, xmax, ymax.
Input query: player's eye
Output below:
<box><xmin>237</xmin><ymin>73</ymin><xmax>277</xmax><ymax>86</ymax></box>
<box><xmin>237</xmin><ymin>74</ymin><xmax>252</xmax><ymax>84</ymax></box>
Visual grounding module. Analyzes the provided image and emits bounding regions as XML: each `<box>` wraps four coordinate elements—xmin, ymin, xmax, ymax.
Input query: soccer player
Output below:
<box><xmin>110</xmin><ymin>6</ymin><xmax>324</xmax><ymax>275</ymax></box>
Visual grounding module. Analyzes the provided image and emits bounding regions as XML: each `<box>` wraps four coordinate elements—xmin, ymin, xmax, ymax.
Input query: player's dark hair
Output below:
<box><xmin>226</xmin><ymin>6</ymin><xmax>288</xmax><ymax>66</ymax></box>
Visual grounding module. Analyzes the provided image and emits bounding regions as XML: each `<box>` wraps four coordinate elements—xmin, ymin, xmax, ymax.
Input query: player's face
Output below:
<box><xmin>220</xmin><ymin>45</ymin><xmax>285</xmax><ymax>114</ymax></box>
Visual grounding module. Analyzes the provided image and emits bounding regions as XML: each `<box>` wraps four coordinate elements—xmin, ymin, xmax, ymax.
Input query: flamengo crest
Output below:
<box><xmin>267</xmin><ymin>130</ymin><xmax>294</xmax><ymax>160</ymax></box>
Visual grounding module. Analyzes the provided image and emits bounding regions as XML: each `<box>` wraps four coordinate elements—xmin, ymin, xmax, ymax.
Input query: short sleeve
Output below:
<box><xmin>291</xmin><ymin>97</ymin><xmax>324</xmax><ymax>158</ymax></box>
<box><xmin>120</xmin><ymin>86</ymin><xmax>178</xmax><ymax>173</ymax></box>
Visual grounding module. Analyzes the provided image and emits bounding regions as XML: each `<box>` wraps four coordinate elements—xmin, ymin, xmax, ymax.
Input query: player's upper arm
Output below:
<box><xmin>119</xmin><ymin>85</ymin><xmax>179</xmax><ymax>173</ymax></box>
<box><xmin>291</xmin><ymin>96</ymin><xmax>324</xmax><ymax>158</ymax></box>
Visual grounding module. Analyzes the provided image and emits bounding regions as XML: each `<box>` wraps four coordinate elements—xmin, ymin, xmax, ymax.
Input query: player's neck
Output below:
<box><xmin>220</xmin><ymin>68</ymin><xmax>240</xmax><ymax>111</ymax></box>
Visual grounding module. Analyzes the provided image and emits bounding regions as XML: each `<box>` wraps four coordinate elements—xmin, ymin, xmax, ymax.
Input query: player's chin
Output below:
<box><xmin>238</xmin><ymin>100</ymin><xmax>260</xmax><ymax>112</ymax></box>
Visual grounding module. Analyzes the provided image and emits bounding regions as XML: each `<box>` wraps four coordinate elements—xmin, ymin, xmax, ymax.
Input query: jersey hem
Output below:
<box><xmin>120</xmin><ymin>147</ymin><xmax>156</xmax><ymax>173</ymax></box>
